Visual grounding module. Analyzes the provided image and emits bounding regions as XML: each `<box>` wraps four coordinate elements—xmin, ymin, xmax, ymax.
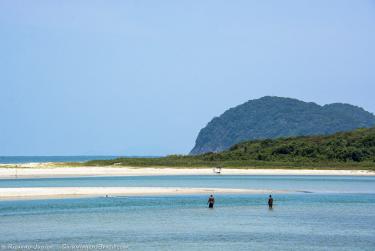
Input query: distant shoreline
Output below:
<box><xmin>0</xmin><ymin>164</ymin><xmax>374</xmax><ymax>179</ymax></box>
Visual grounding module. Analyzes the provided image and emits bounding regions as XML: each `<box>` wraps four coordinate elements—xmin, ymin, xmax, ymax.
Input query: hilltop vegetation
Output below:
<box><xmin>191</xmin><ymin>96</ymin><xmax>375</xmax><ymax>154</ymax></box>
<box><xmin>202</xmin><ymin>127</ymin><xmax>375</xmax><ymax>163</ymax></box>
<box><xmin>80</xmin><ymin>127</ymin><xmax>375</xmax><ymax>170</ymax></box>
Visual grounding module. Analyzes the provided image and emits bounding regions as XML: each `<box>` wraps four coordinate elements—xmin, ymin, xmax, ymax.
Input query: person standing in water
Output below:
<box><xmin>268</xmin><ymin>195</ymin><xmax>273</xmax><ymax>209</ymax></box>
<box><xmin>207</xmin><ymin>194</ymin><xmax>215</xmax><ymax>208</ymax></box>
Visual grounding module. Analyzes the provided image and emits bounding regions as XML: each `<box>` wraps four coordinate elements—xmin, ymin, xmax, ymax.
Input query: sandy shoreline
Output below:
<box><xmin>0</xmin><ymin>187</ymin><xmax>290</xmax><ymax>200</ymax></box>
<box><xmin>0</xmin><ymin>164</ymin><xmax>374</xmax><ymax>179</ymax></box>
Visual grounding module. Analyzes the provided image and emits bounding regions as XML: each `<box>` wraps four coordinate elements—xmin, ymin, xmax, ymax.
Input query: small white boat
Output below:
<box><xmin>213</xmin><ymin>167</ymin><xmax>222</xmax><ymax>174</ymax></box>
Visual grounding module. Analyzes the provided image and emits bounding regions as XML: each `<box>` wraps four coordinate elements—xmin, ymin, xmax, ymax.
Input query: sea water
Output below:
<box><xmin>0</xmin><ymin>176</ymin><xmax>374</xmax><ymax>250</ymax></box>
<box><xmin>1</xmin><ymin>175</ymin><xmax>374</xmax><ymax>194</ymax></box>
<box><xmin>0</xmin><ymin>156</ymin><xmax>122</xmax><ymax>164</ymax></box>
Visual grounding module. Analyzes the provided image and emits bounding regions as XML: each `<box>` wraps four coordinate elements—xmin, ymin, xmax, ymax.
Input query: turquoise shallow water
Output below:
<box><xmin>1</xmin><ymin>175</ymin><xmax>375</xmax><ymax>193</ymax></box>
<box><xmin>0</xmin><ymin>176</ymin><xmax>374</xmax><ymax>250</ymax></box>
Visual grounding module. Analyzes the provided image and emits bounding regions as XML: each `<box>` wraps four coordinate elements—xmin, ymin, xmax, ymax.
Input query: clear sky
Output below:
<box><xmin>1</xmin><ymin>0</ymin><xmax>375</xmax><ymax>156</ymax></box>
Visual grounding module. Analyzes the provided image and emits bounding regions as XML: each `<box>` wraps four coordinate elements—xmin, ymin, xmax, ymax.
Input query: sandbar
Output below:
<box><xmin>0</xmin><ymin>187</ymin><xmax>290</xmax><ymax>200</ymax></box>
<box><xmin>0</xmin><ymin>164</ymin><xmax>374</xmax><ymax>179</ymax></box>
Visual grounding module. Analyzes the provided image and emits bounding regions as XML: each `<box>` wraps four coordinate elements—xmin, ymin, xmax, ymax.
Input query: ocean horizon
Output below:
<box><xmin>0</xmin><ymin>156</ymin><xmax>159</xmax><ymax>164</ymax></box>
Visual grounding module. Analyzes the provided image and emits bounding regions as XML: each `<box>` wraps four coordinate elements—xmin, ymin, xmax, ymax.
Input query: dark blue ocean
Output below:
<box><xmin>0</xmin><ymin>156</ymin><xmax>147</xmax><ymax>164</ymax></box>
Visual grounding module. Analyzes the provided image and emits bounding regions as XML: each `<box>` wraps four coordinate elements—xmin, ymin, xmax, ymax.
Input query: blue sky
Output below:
<box><xmin>1</xmin><ymin>0</ymin><xmax>375</xmax><ymax>156</ymax></box>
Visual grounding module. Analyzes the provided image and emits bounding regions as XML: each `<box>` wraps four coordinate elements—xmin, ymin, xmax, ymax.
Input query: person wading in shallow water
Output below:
<box><xmin>268</xmin><ymin>195</ymin><xmax>274</xmax><ymax>209</ymax></box>
<box><xmin>207</xmin><ymin>194</ymin><xmax>215</xmax><ymax>208</ymax></box>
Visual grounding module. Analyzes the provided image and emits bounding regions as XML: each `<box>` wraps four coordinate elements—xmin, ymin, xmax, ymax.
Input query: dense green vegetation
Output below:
<box><xmin>79</xmin><ymin>127</ymin><xmax>375</xmax><ymax>170</ymax></box>
<box><xmin>191</xmin><ymin>96</ymin><xmax>375</xmax><ymax>154</ymax></box>
<box><xmin>206</xmin><ymin>127</ymin><xmax>375</xmax><ymax>163</ymax></box>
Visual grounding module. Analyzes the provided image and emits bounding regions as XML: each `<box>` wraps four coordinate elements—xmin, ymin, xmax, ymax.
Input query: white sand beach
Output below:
<box><xmin>0</xmin><ymin>164</ymin><xmax>374</xmax><ymax>179</ymax></box>
<box><xmin>0</xmin><ymin>187</ymin><xmax>289</xmax><ymax>200</ymax></box>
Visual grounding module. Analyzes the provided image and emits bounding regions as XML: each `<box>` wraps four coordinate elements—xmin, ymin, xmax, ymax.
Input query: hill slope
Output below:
<box><xmin>191</xmin><ymin>96</ymin><xmax>375</xmax><ymax>154</ymax></box>
<box><xmin>199</xmin><ymin>127</ymin><xmax>375</xmax><ymax>163</ymax></box>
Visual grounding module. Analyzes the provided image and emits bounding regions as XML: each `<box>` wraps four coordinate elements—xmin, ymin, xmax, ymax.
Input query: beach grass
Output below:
<box><xmin>53</xmin><ymin>157</ymin><xmax>375</xmax><ymax>171</ymax></box>
<box><xmin>55</xmin><ymin>127</ymin><xmax>375</xmax><ymax>171</ymax></box>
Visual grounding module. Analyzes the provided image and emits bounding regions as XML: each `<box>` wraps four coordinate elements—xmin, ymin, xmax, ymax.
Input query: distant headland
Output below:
<box><xmin>191</xmin><ymin>96</ymin><xmax>375</xmax><ymax>154</ymax></box>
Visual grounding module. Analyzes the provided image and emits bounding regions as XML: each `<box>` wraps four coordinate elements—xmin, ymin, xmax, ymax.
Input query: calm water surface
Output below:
<box><xmin>0</xmin><ymin>175</ymin><xmax>374</xmax><ymax>250</ymax></box>
<box><xmin>1</xmin><ymin>175</ymin><xmax>374</xmax><ymax>193</ymax></box>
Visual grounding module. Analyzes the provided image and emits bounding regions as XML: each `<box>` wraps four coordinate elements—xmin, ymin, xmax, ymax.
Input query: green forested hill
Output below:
<box><xmin>200</xmin><ymin>127</ymin><xmax>375</xmax><ymax>163</ymax></box>
<box><xmin>82</xmin><ymin>127</ymin><xmax>375</xmax><ymax>169</ymax></box>
<box><xmin>190</xmin><ymin>97</ymin><xmax>375</xmax><ymax>154</ymax></box>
